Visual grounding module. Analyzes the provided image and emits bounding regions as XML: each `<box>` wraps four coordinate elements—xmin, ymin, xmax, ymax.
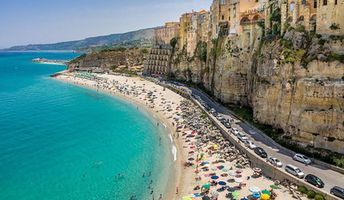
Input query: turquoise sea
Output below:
<box><xmin>0</xmin><ymin>52</ymin><xmax>173</xmax><ymax>200</ymax></box>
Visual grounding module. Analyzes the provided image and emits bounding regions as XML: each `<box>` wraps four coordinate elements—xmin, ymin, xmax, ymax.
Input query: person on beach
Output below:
<box><xmin>176</xmin><ymin>187</ymin><xmax>178</xmax><ymax>194</ymax></box>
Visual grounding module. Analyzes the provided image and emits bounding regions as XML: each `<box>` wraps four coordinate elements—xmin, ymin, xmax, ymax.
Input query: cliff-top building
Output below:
<box><xmin>272</xmin><ymin>0</ymin><xmax>344</xmax><ymax>35</ymax></box>
<box><xmin>154</xmin><ymin>22</ymin><xmax>180</xmax><ymax>45</ymax></box>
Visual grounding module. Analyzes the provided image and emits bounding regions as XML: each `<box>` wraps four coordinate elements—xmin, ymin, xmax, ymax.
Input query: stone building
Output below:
<box><xmin>179</xmin><ymin>12</ymin><xmax>194</xmax><ymax>50</ymax></box>
<box><xmin>198</xmin><ymin>10</ymin><xmax>211</xmax><ymax>43</ymax></box>
<box><xmin>179</xmin><ymin>10</ymin><xmax>210</xmax><ymax>56</ymax></box>
<box><xmin>278</xmin><ymin>0</ymin><xmax>344</xmax><ymax>35</ymax></box>
<box><xmin>210</xmin><ymin>0</ymin><xmax>264</xmax><ymax>38</ymax></box>
<box><xmin>143</xmin><ymin>45</ymin><xmax>172</xmax><ymax>76</ymax></box>
<box><xmin>154</xmin><ymin>22</ymin><xmax>180</xmax><ymax>45</ymax></box>
<box><xmin>315</xmin><ymin>0</ymin><xmax>344</xmax><ymax>35</ymax></box>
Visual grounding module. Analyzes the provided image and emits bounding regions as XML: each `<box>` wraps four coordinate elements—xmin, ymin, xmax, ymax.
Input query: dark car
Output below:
<box><xmin>254</xmin><ymin>147</ymin><xmax>267</xmax><ymax>158</ymax></box>
<box><xmin>305</xmin><ymin>174</ymin><xmax>324</xmax><ymax>188</ymax></box>
<box><xmin>330</xmin><ymin>186</ymin><xmax>344</xmax><ymax>199</ymax></box>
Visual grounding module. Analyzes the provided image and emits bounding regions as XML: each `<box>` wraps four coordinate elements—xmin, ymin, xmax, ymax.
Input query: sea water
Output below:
<box><xmin>0</xmin><ymin>52</ymin><xmax>173</xmax><ymax>200</ymax></box>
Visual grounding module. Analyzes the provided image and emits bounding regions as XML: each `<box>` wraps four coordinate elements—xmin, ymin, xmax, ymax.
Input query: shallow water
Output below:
<box><xmin>0</xmin><ymin>52</ymin><xmax>173</xmax><ymax>200</ymax></box>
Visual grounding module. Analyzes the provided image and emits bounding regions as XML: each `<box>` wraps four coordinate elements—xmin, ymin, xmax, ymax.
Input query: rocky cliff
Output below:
<box><xmin>170</xmin><ymin>29</ymin><xmax>344</xmax><ymax>154</ymax></box>
<box><xmin>68</xmin><ymin>48</ymin><xmax>147</xmax><ymax>72</ymax></box>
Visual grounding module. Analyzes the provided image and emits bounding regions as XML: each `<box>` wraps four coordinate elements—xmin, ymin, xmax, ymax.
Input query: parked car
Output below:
<box><xmin>237</xmin><ymin>132</ymin><xmax>248</xmax><ymax>142</ymax></box>
<box><xmin>285</xmin><ymin>164</ymin><xmax>305</xmax><ymax>178</ymax></box>
<box><xmin>267</xmin><ymin>157</ymin><xmax>283</xmax><ymax>167</ymax></box>
<box><xmin>244</xmin><ymin>140</ymin><xmax>257</xmax><ymax>149</ymax></box>
<box><xmin>254</xmin><ymin>147</ymin><xmax>268</xmax><ymax>158</ymax></box>
<box><xmin>330</xmin><ymin>186</ymin><xmax>344</xmax><ymax>199</ymax></box>
<box><xmin>232</xmin><ymin>128</ymin><xmax>239</xmax><ymax>135</ymax></box>
<box><xmin>305</xmin><ymin>174</ymin><xmax>324</xmax><ymax>188</ymax></box>
<box><xmin>293</xmin><ymin>154</ymin><xmax>312</xmax><ymax>165</ymax></box>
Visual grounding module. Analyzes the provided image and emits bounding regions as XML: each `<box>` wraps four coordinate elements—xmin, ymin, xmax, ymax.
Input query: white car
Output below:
<box><xmin>237</xmin><ymin>132</ymin><xmax>248</xmax><ymax>142</ymax></box>
<box><xmin>285</xmin><ymin>164</ymin><xmax>305</xmax><ymax>178</ymax></box>
<box><xmin>245</xmin><ymin>140</ymin><xmax>257</xmax><ymax>149</ymax></box>
<box><xmin>267</xmin><ymin>157</ymin><xmax>283</xmax><ymax>167</ymax></box>
<box><xmin>232</xmin><ymin>128</ymin><xmax>239</xmax><ymax>135</ymax></box>
<box><xmin>293</xmin><ymin>154</ymin><xmax>312</xmax><ymax>165</ymax></box>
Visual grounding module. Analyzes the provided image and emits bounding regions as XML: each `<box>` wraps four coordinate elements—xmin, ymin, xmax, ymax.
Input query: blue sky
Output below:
<box><xmin>0</xmin><ymin>0</ymin><xmax>211</xmax><ymax>48</ymax></box>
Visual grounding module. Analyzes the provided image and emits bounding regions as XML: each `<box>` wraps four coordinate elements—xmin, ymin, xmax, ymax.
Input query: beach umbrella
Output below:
<box><xmin>252</xmin><ymin>193</ymin><xmax>261</xmax><ymax>199</ymax></box>
<box><xmin>232</xmin><ymin>191</ymin><xmax>240</xmax><ymax>199</ymax></box>
<box><xmin>235</xmin><ymin>178</ymin><xmax>243</xmax><ymax>183</ymax></box>
<box><xmin>202</xmin><ymin>196</ymin><xmax>211</xmax><ymax>200</ymax></box>
<box><xmin>261</xmin><ymin>194</ymin><xmax>270</xmax><ymax>200</ymax></box>
<box><xmin>249</xmin><ymin>186</ymin><xmax>261</xmax><ymax>193</ymax></box>
<box><xmin>202</xmin><ymin>183</ymin><xmax>211</xmax><ymax>189</ymax></box>
<box><xmin>240</xmin><ymin>198</ymin><xmax>249</xmax><ymax>200</ymax></box>
<box><xmin>211</xmin><ymin>190</ymin><xmax>219</xmax><ymax>197</ymax></box>
<box><xmin>270</xmin><ymin>185</ymin><xmax>280</xmax><ymax>189</ymax></box>
<box><xmin>211</xmin><ymin>175</ymin><xmax>219</xmax><ymax>179</ymax></box>
<box><xmin>262</xmin><ymin>189</ymin><xmax>271</xmax><ymax>195</ymax></box>
<box><xmin>218</xmin><ymin>181</ymin><xmax>227</xmax><ymax>185</ymax></box>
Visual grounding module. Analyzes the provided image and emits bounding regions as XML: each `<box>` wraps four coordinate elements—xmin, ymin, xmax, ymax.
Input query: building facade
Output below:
<box><xmin>278</xmin><ymin>0</ymin><xmax>344</xmax><ymax>35</ymax></box>
<box><xmin>144</xmin><ymin>45</ymin><xmax>172</xmax><ymax>76</ymax></box>
<box><xmin>154</xmin><ymin>22</ymin><xmax>180</xmax><ymax>45</ymax></box>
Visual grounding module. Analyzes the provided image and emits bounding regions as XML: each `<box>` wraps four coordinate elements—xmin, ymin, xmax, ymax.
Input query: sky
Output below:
<box><xmin>0</xmin><ymin>0</ymin><xmax>211</xmax><ymax>48</ymax></box>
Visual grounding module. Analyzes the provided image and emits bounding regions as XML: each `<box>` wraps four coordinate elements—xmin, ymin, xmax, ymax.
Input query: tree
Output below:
<box><xmin>170</xmin><ymin>37</ymin><xmax>178</xmax><ymax>49</ymax></box>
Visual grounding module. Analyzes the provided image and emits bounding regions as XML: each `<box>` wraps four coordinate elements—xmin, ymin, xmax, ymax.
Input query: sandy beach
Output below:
<box><xmin>54</xmin><ymin>71</ymin><xmax>306</xmax><ymax>200</ymax></box>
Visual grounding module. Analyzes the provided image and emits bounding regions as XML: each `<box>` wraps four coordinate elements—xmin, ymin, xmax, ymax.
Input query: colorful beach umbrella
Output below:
<box><xmin>211</xmin><ymin>175</ymin><xmax>219</xmax><ymax>179</ymax></box>
<box><xmin>232</xmin><ymin>191</ymin><xmax>240</xmax><ymax>198</ymax></box>
<box><xmin>262</xmin><ymin>189</ymin><xmax>271</xmax><ymax>195</ymax></box>
<box><xmin>202</xmin><ymin>183</ymin><xmax>211</xmax><ymax>189</ymax></box>
<box><xmin>252</xmin><ymin>193</ymin><xmax>261</xmax><ymax>199</ymax></box>
<box><xmin>261</xmin><ymin>194</ymin><xmax>270</xmax><ymax>200</ymax></box>
<box><xmin>218</xmin><ymin>181</ymin><xmax>227</xmax><ymax>185</ymax></box>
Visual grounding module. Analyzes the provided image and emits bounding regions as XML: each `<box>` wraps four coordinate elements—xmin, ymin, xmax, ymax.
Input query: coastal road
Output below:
<box><xmin>168</xmin><ymin>81</ymin><xmax>344</xmax><ymax>196</ymax></box>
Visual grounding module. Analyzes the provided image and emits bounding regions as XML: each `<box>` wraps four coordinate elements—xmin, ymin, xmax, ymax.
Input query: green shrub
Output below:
<box><xmin>314</xmin><ymin>194</ymin><xmax>324</xmax><ymax>200</ymax></box>
<box><xmin>297</xmin><ymin>186</ymin><xmax>308</xmax><ymax>194</ymax></box>
<box><xmin>170</xmin><ymin>37</ymin><xmax>178</xmax><ymax>49</ymax></box>
<box><xmin>307</xmin><ymin>190</ymin><xmax>316</xmax><ymax>199</ymax></box>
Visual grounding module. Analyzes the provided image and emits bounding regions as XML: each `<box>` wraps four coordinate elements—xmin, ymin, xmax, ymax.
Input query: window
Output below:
<box><xmin>323</xmin><ymin>0</ymin><xmax>327</xmax><ymax>5</ymax></box>
<box><xmin>222</xmin><ymin>15</ymin><xmax>225</xmax><ymax>20</ymax></box>
<box><xmin>335</xmin><ymin>0</ymin><xmax>337</xmax><ymax>5</ymax></box>
<box><xmin>314</xmin><ymin>0</ymin><xmax>317</xmax><ymax>8</ymax></box>
<box><xmin>302</xmin><ymin>0</ymin><xmax>306</xmax><ymax>5</ymax></box>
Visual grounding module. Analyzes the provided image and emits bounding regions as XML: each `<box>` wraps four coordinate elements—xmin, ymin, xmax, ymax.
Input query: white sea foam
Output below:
<box><xmin>169</xmin><ymin>134</ymin><xmax>173</xmax><ymax>143</ymax></box>
<box><xmin>172</xmin><ymin>145</ymin><xmax>177</xmax><ymax>162</ymax></box>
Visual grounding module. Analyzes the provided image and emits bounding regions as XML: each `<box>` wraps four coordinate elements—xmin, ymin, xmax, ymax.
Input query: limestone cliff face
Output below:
<box><xmin>171</xmin><ymin>29</ymin><xmax>344</xmax><ymax>153</ymax></box>
<box><xmin>252</xmin><ymin>33</ymin><xmax>344</xmax><ymax>153</ymax></box>
<box><xmin>69</xmin><ymin>49</ymin><xmax>146</xmax><ymax>71</ymax></box>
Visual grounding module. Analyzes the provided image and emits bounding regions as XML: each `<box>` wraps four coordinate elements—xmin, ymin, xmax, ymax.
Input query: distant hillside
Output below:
<box><xmin>4</xmin><ymin>28</ymin><xmax>156</xmax><ymax>51</ymax></box>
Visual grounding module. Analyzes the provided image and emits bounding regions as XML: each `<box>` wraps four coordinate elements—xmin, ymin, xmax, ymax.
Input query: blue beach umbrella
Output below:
<box><xmin>211</xmin><ymin>175</ymin><xmax>219</xmax><ymax>179</ymax></box>
<box><xmin>252</xmin><ymin>193</ymin><xmax>261</xmax><ymax>198</ymax></box>
<box><xmin>218</xmin><ymin>181</ymin><xmax>227</xmax><ymax>185</ymax></box>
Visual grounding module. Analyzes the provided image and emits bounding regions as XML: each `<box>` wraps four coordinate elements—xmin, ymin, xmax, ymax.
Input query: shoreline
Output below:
<box><xmin>53</xmin><ymin>71</ymin><xmax>186</xmax><ymax>200</ymax></box>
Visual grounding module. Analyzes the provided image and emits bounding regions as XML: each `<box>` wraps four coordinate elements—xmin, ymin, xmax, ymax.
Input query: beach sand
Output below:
<box><xmin>55</xmin><ymin>72</ymin><xmax>306</xmax><ymax>200</ymax></box>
